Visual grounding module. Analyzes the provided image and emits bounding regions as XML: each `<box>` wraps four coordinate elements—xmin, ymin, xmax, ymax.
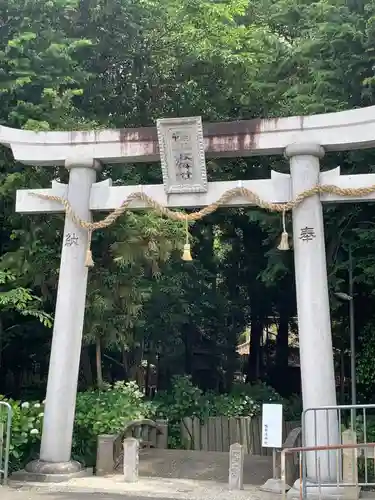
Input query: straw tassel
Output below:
<box><xmin>85</xmin><ymin>229</ymin><xmax>95</xmax><ymax>267</ymax></box>
<box><xmin>181</xmin><ymin>216</ymin><xmax>192</xmax><ymax>261</ymax></box>
<box><xmin>277</xmin><ymin>209</ymin><xmax>290</xmax><ymax>251</ymax></box>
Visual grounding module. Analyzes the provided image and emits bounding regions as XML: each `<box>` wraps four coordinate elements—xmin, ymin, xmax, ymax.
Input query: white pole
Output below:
<box><xmin>286</xmin><ymin>144</ymin><xmax>339</xmax><ymax>485</ymax></box>
<box><xmin>26</xmin><ymin>158</ymin><xmax>99</xmax><ymax>475</ymax></box>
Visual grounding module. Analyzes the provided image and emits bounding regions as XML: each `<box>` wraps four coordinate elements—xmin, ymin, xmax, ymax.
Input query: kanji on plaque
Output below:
<box><xmin>299</xmin><ymin>226</ymin><xmax>316</xmax><ymax>242</ymax></box>
<box><xmin>64</xmin><ymin>232</ymin><xmax>79</xmax><ymax>247</ymax></box>
<box><xmin>171</xmin><ymin>131</ymin><xmax>191</xmax><ymax>145</ymax></box>
<box><xmin>175</xmin><ymin>153</ymin><xmax>193</xmax><ymax>181</ymax></box>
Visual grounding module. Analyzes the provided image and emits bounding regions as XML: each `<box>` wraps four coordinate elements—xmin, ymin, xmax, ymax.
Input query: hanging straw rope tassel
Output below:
<box><xmin>277</xmin><ymin>209</ymin><xmax>290</xmax><ymax>251</ymax></box>
<box><xmin>181</xmin><ymin>216</ymin><xmax>193</xmax><ymax>261</ymax></box>
<box><xmin>30</xmin><ymin>182</ymin><xmax>375</xmax><ymax>268</ymax></box>
<box><xmin>85</xmin><ymin>229</ymin><xmax>95</xmax><ymax>267</ymax></box>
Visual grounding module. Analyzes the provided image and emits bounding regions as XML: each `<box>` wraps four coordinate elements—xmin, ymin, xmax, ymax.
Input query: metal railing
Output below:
<box><xmin>0</xmin><ymin>401</ymin><xmax>12</xmax><ymax>484</ymax></box>
<box><xmin>281</xmin><ymin>442</ymin><xmax>375</xmax><ymax>500</ymax></box>
<box><xmin>301</xmin><ymin>404</ymin><xmax>375</xmax><ymax>492</ymax></box>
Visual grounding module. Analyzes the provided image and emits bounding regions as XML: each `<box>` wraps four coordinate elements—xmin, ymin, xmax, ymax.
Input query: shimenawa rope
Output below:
<box><xmin>30</xmin><ymin>182</ymin><xmax>375</xmax><ymax>266</ymax></box>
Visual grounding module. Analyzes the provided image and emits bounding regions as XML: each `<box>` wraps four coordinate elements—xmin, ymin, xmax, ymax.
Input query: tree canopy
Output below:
<box><xmin>1</xmin><ymin>0</ymin><xmax>375</xmax><ymax>403</ymax></box>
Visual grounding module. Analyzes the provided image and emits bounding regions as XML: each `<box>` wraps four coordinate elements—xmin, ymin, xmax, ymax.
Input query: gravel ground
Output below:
<box><xmin>1</xmin><ymin>477</ymin><xmax>271</xmax><ymax>500</ymax></box>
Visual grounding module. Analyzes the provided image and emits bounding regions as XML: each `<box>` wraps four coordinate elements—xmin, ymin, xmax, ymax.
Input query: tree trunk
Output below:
<box><xmin>145</xmin><ymin>358</ymin><xmax>150</xmax><ymax>396</ymax></box>
<box><xmin>0</xmin><ymin>316</ymin><xmax>3</xmax><ymax>371</ymax></box>
<box><xmin>270</xmin><ymin>297</ymin><xmax>293</xmax><ymax>395</ymax></box>
<box><xmin>340</xmin><ymin>350</ymin><xmax>345</xmax><ymax>404</ymax></box>
<box><xmin>246</xmin><ymin>313</ymin><xmax>263</xmax><ymax>383</ymax></box>
<box><xmin>183</xmin><ymin>326</ymin><xmax>192</xmax><ymax>375</ymax></box>
<box><xmin>156</xmin><ymin>352</ymin><xmax>171</xmax><ymax>391</ymax></box>
<box><xmin>122</xmin><ymin>348</ymin><xmax>129</xmax><ymax>381</ymax></box>
<box><xmin>275</xmin><ymin>304</ymin><xmax>290</xmax><ymax>375</ymax></box>
<box><xmin>96</xmin><ymin>334</ymin><xmax>104</xmax><ymax>389</ymax></box>
<box><xmin>80</xmin><ymin>345</ymin><xmax>93</xmax><ymax>388</ymax></box>
<box><xmin>0</xmin><ymin>316</ymin><xmax>4</xmax><ymax>393</ymax></box>
<box><xmin>127</xmin><ymin>347</ymin><xmax>143</xmax><ymax>382</ymax></box>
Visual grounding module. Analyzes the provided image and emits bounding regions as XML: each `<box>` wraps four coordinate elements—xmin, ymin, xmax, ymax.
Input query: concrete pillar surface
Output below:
<box><xmin>286</xmin><ymin>143</ymin><xmax>339</xmax><ymax>485</ymax></box>
<box><xmin>24</xmin><ymin>158</ymin><xmax>100</xmax><ymax>478</ymax></box>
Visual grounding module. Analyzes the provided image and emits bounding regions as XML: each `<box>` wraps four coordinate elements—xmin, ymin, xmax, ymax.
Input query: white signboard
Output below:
<box><xmin>261</xmin><ymin>403</ymin><xmax>283</xmax><ymax>448</ymax></box>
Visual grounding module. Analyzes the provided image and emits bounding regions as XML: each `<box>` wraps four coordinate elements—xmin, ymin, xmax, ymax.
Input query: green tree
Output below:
<box><xmin>2</xmin><ymin>0</ymin><xmax>375</xmax><ymax>400</ymax></box>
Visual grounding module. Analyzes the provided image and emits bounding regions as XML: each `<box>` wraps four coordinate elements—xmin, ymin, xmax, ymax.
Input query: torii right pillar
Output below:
<box><xmin>285</xmin><ymin>144</ymin><xmax>340</xmax><ymax>497</ymax></box>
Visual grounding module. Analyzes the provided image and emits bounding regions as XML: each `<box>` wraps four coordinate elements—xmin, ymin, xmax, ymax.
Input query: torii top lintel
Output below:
<box><xmin>1</xmin><ymin>105</ymin><xmax>375</xmax><ymax>166</ymax></box>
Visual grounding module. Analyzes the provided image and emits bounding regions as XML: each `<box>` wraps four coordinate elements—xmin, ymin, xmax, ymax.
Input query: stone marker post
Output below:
<box><xmin>155</xmin><ymin>419</ymin><xmax>168</xmax><ymax>449</ymax></box>
<box><xmin>229</xmin><ymin>443</ymin><xmax>244</xmax><ymax>490</ymax></box>
<box><xmin>96</xmin><ymin>434</ymin><xmax>117</xmax><ymax>476</ymax></box>
<box><xmin>123</xmin><ymin>438</ymin><xmax>139</xmax><ymax>482</ymax></box>
<box><xmin>342</xmin><ymin>429</ymin><xmax>358</xmax><ymax>485</ymax></box>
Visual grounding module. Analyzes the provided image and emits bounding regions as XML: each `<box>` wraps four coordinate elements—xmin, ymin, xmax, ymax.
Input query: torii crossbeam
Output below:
<box><xmin>2</xmin><ymin>105</ymin><xmax>375</xmax><ymax>165</ymax></box>
<box><xmin>4</xmin><ymin>109</ymin><xmax>375</xmax><ymax>497</ymax></box>
<box><xmin>16</xmin><ymin>167</ymin><xmax>375</xmax><ymax>214</ymax></box>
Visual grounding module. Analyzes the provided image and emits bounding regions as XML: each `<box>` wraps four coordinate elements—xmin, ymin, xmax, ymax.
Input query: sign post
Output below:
<box><xmin>262</xmin><ymin>403</ymin><xmax>283</xmax><ymax>450</ymax></box>
<box><xmin>260</xmin><ymin>403</ymin><xmax>289</xmax><ymax>493</ymax></box>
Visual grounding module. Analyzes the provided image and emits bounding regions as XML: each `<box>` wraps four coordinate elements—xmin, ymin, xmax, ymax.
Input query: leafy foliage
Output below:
<box><xmin>0</xmin><ymin>0</ymin><xmax>375</xmax><ymax>444</ymax></box>
<box><xmin>0</xmin><ymin>270</ymin><xmax>52</xmax><ymax>326</ymax></box>
<box><xmin>153</xmin><ymin>376</ymin><xmax>290</xmax><ymax>447</ymax></box>
<box><xmin>73</xmin><ymin>381</ymin><xmax>152</xmax><ymax>465</ymax></box>
<box><xmin>0</xmin><ymin>397</ymin><xmax>44</xmax><ymax>471</ymax></box>
<box><xmin>1</xmin><ymin>381</ymin><xmax>153</xmax><ymax>469</ymax></box>
<box><xmin>1</xmin><ymin>378</ymin><xmax>293</xmax><ymax>468</ymax></box>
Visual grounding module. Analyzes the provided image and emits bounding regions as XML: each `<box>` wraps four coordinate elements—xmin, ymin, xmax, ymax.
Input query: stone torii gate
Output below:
<box><xmin>2</xmin><ymin>109</ymin><xmax>375</xmax><ymax>491</ymax></box>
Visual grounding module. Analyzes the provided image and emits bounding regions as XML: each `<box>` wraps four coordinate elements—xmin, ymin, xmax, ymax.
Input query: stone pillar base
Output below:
<box><xmin>287</xmin><ymin>480</ymin><xmax>361</xmax><ymax>500</ymax></box>
<box><xmin>10</xmin><ymin>459</ymin><xmax>92</xmax><ymax>483</ymax></box>
<box><xmin>260</xmin><ymin>477</ymin><xmax>291</xmax><ymax>493</ymax></box>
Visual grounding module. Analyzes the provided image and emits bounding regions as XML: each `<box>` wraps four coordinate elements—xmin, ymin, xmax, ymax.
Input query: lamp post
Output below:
<box><xmin>335</xmin><ymin>246</ymin><xmax>356</xmax><ymax>426</ymax></box>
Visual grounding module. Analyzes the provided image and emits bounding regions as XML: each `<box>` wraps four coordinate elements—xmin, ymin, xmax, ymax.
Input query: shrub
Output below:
<box><xmin>153</xmin><ymin>375</ymin><xmax>209</xmax><ymax>447</ymax></box>
<box><xmin>207</xmin><ymin>392</ymin><xmax>261</xmax><ymax>418</ymax></box>
<box><xmin>284</xmin><ymin>393</ymin><xmax>302</xmax><ymax>421</ymax></box>
<box><xmin>231</xmin><ymin>381</ymin><xmax>283</xmax><ymax>403</ymax></box>
<box><xmin>154</xmin><ymin>376</ymin><xmax>264</xmax><ymax>447</ymax></box>
<box><xmin>73</xmin><ymin>380</ymin><xmax>152</xmax><ymax>465</ymax></box>
<box><xmin>1</xmin><ymin>377</ymin><xmax>297</xmax><ymax>469</ymax></box>
<box><xmin>0</xmin><ymin>397</ymin><xmax>44</xmax><ymax>472</ymax></box>
<box><xmin>1</xmin><ymin>380</ymin><xmax>152</xmax><ymax>470</ymax></box>
<box><xmin>153</xmin><ymin>375</ymin><xmax>209</xmax><ymax>421</ymax></box>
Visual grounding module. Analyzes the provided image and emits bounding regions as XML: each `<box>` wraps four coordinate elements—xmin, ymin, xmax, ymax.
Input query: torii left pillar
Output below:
<box><xmin>16</xmin><ymin>158</ymin><xmax>100</xmax><ymax>480</ymax></box>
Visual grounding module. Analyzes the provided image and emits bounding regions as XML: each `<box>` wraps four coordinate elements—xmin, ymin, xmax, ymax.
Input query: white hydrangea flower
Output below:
<box><xmin>38</xmin><ymin>412</ymin><xmax>44</xmax><ymax>418</ymax></box>
<box><xmin>34</xmin><ymin>403</ymin><xmax>41</xmax><ymax>408</ymax></box>
<box><xmin>21</xmin><ymin>402</ymin><xmax>30</xmax><ymax>409</ymax></box>
<box><xmin>30</xmin><ymin>429</ymin><xmax>39</xmax><ymax>435</ymax></box>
